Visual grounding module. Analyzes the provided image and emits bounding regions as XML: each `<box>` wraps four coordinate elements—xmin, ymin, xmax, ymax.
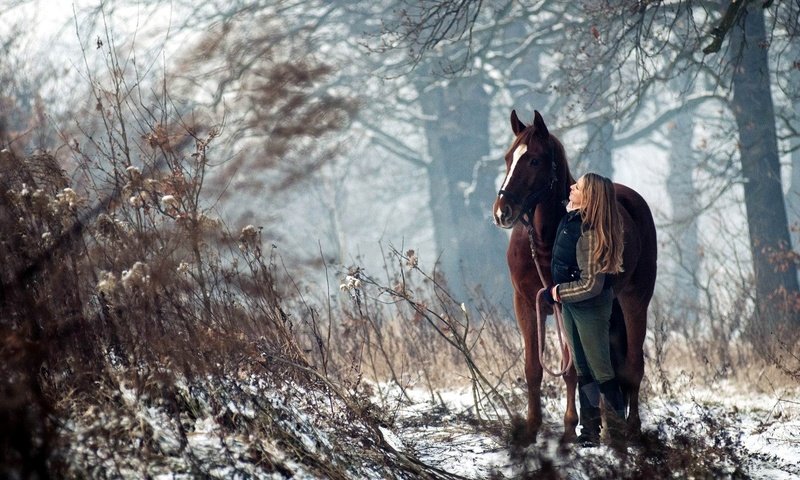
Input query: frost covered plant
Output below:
<box><xmin>177</xmin><ymin>262</ymin><xmax>190</xmax><ymax>275</ymax></box>
<box><xmin>241</xmin><ymin>224</ymin><xmax>258</xmax><ymax>241</ymax></box>
<box><xmin>340</xmin><ymin>269</ymin><xmax>364</xmax><ymax>306</ymax></box>
<box><xmin>405</xmin><ymin>249</ymin><xmax>418</xmax><ymax>269</ymax></box>
<box><xmin>121</xmin><ymin>262</ymin><xmax>151</xmax><ymax>291</ymax></box>
<box><xmin>174</xmin><ymin>213</ymin><xmax>222</xmax><ymax>236</ymax></box>
<box><xmin>239</xmin><ymin>224</ymin><xmax>260</xmax><ymax>250</ymax></box>
<box><xmin>196</xmin><ymin>214</ymin><xmax>221</xmax><ymax>232</ymax></box>
<box><xmin>30</xmin><ymin>187</ymin><xmax>49</xmax><ymax>210</ymax></box>
<box><xmin>95</xmin><ymin>213</ymin><xmax>130</xmax><ymax>242</ymax></box>
<box><xmin>339</xmin><ymin>275</ymin><xmax>362</xmax><ymax>291</ymax></box>
<box><xmin>128</xmin><ymin>191</ymin><xmax>151</xmax><ymax>209</ymax></box>
<box><xmin>97</xmin><ymin>271</ymin><xmax>118</xmax><ymax>296</ymax></box>
<box><xmin>95</xmin><ymin>213</ymin><xmax>116</xmax><ymax>238</ymax></box>
<box><xmin>55</xmin><ymin>188</ymin><xmax>84</xmax><ymax>211</ymax></box>
<box><xmin>161</xmin><ymin>194</ymin><xmax>179</xmax><ymax>209</ymax></box>
<box><xmin>41</xmin><ymin>231</ymin><xmax>53</xmax><ymax>247</ymax></box>
<box><xmin>125</xmin><ymin>165</ymin><xmax>141</xmax><ymax>178</ymax></box>
<box><xmin>10</xmin><ymin>183</ymin><xmax>56</xmax><ymax>220</ymax></box>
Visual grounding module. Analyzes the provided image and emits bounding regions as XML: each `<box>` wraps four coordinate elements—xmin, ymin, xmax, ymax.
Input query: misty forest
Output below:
<box><xmin>1</xmin><ymin>0</ymin><xmax>799</xmax><ymax>478</ymax></box>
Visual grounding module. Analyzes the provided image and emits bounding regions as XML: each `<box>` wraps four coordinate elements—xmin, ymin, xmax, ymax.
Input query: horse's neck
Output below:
<box><xmin>526</xmin><ymin>140</ymin><xmax>570</xmax><ymax>257</ymax></box>
<box><xmin>531</xmin><ymin>199</ymin><xmax>565</xmax><ymax>251</ymax></box>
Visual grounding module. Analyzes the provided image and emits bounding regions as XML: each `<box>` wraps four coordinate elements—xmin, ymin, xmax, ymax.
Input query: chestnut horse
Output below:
<box><xmin>492</xmin><ymin>110</ymin><xmax>656</xmax><ymax>443</ymax></box>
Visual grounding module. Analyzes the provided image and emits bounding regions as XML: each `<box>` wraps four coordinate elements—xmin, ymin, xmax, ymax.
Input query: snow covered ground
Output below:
<box><xmin>379</xmin><ymin>380</ymin><xmax>800</xmax><ymax>479</ymax></box>
<box><xmin>58</xmin><ymin>369</ymin><xmax>799</xmax><ymax>479</ymax></box>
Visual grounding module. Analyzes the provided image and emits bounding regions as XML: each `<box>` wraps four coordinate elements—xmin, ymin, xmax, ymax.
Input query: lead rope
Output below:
<box><xmin>526</xmin><ymin>224</ymin><xmax>573</xmax><ymax>376</ymax></box>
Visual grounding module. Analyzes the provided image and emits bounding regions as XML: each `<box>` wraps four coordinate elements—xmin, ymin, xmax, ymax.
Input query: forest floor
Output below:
<box><xmin>58</xmin><ymin>368</ymin><xmax>799</xmax><ymax>479</ymax></box>
<box><xmin>379</xmin><ymin>377</ymin><xmax>800</xmax><ymax>479</ymax></box>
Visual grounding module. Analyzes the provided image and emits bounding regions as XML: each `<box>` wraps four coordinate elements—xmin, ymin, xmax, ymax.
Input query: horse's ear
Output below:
<box><xmin>533</xmin><ymin>110</ymin><xmax>549</xmax><ymax>139</ymax></box>
<box><xmin>510</xmin><ymin>110</ymin><xmax>527</xmax><ymax>136</ymax></box>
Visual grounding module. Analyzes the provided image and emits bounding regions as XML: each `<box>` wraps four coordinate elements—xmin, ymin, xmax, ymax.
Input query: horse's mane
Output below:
<box><xmin>550</xmin><ymin>135</ymin><xmax>574</xmax><ymax>183</ymax></box>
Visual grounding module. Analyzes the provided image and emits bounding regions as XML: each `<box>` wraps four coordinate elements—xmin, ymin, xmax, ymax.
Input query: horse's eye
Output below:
<box><xmin>530</xmin><ymin>158</ymin><xmax>540</xmax><ymax>166</ymax></box>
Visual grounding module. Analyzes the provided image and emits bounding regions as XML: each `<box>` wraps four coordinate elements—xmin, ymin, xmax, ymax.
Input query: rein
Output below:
<box><xmin>499</xmin><ymin>136</ymin><xmax>571</xmax><ymax>375</ymax></box>
<box><xmin>526</xmin><ymin>219</ymin><xmax>573</xmax><ymax>377</ymax></box>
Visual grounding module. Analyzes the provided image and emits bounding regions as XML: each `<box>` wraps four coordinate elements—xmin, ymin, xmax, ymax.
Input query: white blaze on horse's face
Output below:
<box><xmin>495</xmin><ymin>143</ymin><xmax>527</xmax><ymax>220</ymax></box>
<box><xmin>494</xmin><ymin>143</ymin><xmax>528</xmax><ymax>228</ymax></box>
<box><xmin>503</xmin><ymin>143</ymin><xmax>527</xmax><ymax>193</ymax></box>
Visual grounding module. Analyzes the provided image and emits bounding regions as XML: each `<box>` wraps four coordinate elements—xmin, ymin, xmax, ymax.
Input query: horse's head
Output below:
<box><xmin>493</xmin><ymin>110</ymin><xmax>561</xmax><ymax>229</ymax></box>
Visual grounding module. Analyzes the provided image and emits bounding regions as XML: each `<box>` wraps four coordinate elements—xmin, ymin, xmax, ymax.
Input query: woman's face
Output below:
<box><xmin>569</xmin><ymin>177</ymin><xmax>586</xmax><ymax>209</ymax></box>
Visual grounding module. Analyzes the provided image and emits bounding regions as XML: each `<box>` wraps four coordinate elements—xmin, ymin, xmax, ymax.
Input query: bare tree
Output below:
<box><xmin>381</xmin><ymin>0</ymin><xmax>800</xmax><ymax>334</ymax></box>
<box><xmin>728</xmin><ymin>2</ymin><xmax>798</xmax><ymax>332</ymax></box>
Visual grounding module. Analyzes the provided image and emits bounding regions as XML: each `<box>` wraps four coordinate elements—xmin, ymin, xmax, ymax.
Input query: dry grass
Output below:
<box><xmin>0</xmin><ymin>32</ymin><xmax>440</xmax><ymax>476</ymax></box>
<box><xmin>647</xmin><ymin>293</ymin><xmax>800</xmax><ymax>395</ymax></box>
<box><xmin>0</xmin><ymin>137</ymin><xmax>466</xmax><ymax>478</ymax></box>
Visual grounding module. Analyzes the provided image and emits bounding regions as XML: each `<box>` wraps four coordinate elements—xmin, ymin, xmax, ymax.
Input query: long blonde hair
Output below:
<box><xmin>578</xmin><ymin>173</ymin><xmax>624</xmax><ymax>274</ymax></box>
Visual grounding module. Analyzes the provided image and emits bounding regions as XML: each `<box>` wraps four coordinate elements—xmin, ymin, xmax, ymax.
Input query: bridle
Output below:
<box><xmin>497</xmin><ymin>138</ymin><xmax>558</xmax><ymax>227</ymax></box>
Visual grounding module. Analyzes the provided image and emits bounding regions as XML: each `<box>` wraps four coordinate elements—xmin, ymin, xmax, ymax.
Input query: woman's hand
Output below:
<box><xmin>544</xmin><ymin>285</ymin><xmax>560</xmax><ymax>304</ymax></box>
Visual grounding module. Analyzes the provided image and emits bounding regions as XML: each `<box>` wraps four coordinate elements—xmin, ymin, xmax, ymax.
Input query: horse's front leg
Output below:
<box><xmin>514</xmin><ymin>291</ymin><xmax>543</xmax><ymax>444</ymax></box>
<box><xmin>562</xmin><ymin>350</ymin><xmax>578</xmax><ymax>443</ymax></box>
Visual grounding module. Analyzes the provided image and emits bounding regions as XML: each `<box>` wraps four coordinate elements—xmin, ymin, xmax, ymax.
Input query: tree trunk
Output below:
<box><xmin>791</xmin><ymin>123</ymin><xmax>800</xmax><ymax>255</ymax></box>
<box><xmin>583</xmin><ymin>71</ymin><xmax>614</xmax><ymax>178</ymax></box>
<box><xmin>666</xmin><ymin>109</ymin><xmax>700</xmax><ymax>321</ymax></box>
<box><xmin>789</xmin><ymin>100</ymin><xmax>799</xmax><ymax>287</ymax></box>
<box><xmin>418</xmin><ymin>74</ymin><xmax>510</xmax><ymax>304</ymax></box>
<box><xmin>505</xmin><ymin>20</ymin><xmax>546</xmax><ymax>114</ymax></box>
<box><xmin>585</xmin><ymin>119</ymin><xmax>614</xmax><ymax>178</ymax></box>
<box><xmin>729</xmin><ymin>2</ymin><xmax>799</xmax><ymax>331</ymax></box>
<box><xmin>788</xmin><ymin>41</ymin><xmax>800</xmax><ymax>263</ymax></box>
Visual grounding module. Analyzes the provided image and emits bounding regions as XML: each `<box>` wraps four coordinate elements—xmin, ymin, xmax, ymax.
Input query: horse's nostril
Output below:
<box><xmin>503</xmin><ymin>205</ymin><xmax>512</xmax><ymax>219</ymax></box>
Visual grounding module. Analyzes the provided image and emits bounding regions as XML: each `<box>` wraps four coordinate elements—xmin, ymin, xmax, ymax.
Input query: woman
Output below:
<box><xmin>545</xmin><ymin>173</ymin><xmax>625</xmax><ymax>447</ymax></box>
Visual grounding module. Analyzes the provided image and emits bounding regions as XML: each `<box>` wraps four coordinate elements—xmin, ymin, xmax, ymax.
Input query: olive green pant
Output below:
<box><xmin>561</xmin><ymin>288</ymin><xmax>615</xmax><ymax>383</ymax></box>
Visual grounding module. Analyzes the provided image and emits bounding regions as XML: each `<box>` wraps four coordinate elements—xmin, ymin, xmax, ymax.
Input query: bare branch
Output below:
<box><xmin>703</xmin><ymin>0</ymin><xmax>752</xmax><ymax>54</ymax></box>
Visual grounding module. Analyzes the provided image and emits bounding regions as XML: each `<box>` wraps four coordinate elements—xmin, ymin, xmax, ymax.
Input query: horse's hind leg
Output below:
<box><xmin>608</xmin><ymin>300</ymin><xmax>628</xmax><ymax>405</ymax></box>
<box><xmin>616</xmin><ymin>295</ymin><xmax>648</xmax><ymax>434</ymax></box>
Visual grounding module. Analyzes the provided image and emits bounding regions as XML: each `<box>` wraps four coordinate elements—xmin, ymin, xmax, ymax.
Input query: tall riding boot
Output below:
<box><xmin>576</xmin><ymin>375</ymin><xmax>601</xmax><ymax>446</ymax></box>
<box><xmin>599</xmin><ymin>378</ymin><xmax>627</xmax><ymax>450</ymax></box>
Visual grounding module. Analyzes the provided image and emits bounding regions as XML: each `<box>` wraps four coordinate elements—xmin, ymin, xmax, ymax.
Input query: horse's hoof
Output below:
<box><xmin>626</xmin><ymin>418</ymin><xmax>642</xmax><ymax>435</ymax></box>
<box><xmin>514</xmin><ymin>429</ymin><xmax>537</xmax><ymax>447</ymax></box>
<box><xmin>510</xmin><ymin>417</ymin><xmax>538</xmax><ymax>447</ymax></box>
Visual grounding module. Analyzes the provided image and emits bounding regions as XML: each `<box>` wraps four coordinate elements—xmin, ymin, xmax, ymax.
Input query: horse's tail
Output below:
<box><xmin>609</xmin><ymin>298</ymin><xmax>629</xmax><ymax>411</ymax></box>
<box><xmin>609</xmin><ymin>298</ymin><xmax>627</xmax><ymax>373</ymax></box>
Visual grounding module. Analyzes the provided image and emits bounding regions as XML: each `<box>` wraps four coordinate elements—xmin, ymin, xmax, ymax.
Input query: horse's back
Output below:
<box><xmin>614</xmin><ymin>184</ymin><xmax>656</xmax><ymax>238</ymax></box>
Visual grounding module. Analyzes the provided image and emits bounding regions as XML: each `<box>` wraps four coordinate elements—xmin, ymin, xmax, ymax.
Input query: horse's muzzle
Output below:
<box><xmin>493</xmin><ymin>198</ymin><xmax>516</xmax><ymax>229</ymax></box>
